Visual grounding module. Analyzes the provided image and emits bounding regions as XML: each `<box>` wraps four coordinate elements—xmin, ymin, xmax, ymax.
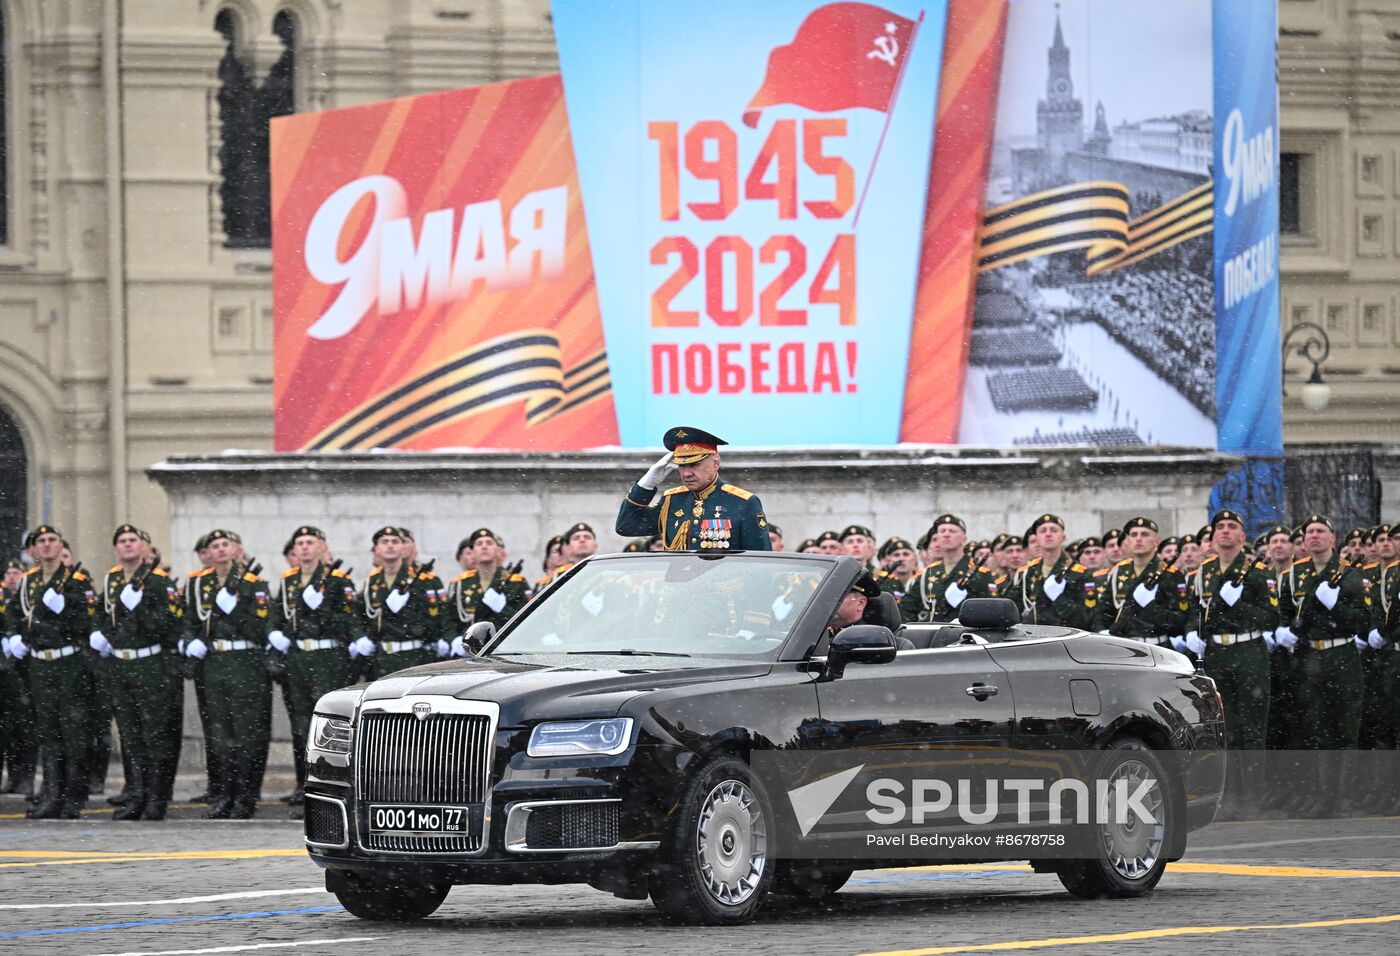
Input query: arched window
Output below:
<box><xmin>215</xmin><ymin>9</ymin><xmax>260</xmax><ymax>247</ymax></box>
<box><xmin>0</xmin><ymin>406</ymin><xmax>26</xmax><ymax>553</ymax></box>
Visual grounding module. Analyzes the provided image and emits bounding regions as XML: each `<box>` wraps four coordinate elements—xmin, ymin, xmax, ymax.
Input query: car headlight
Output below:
<box><xmin>309</xmin><ymin>714</ymin><xmax>353</xmax><ymax>756</ymax></box>
<box><xmin>527</xmin><ymin>718</ymin><xmax>633</xmax><ymax>757</ymax></box>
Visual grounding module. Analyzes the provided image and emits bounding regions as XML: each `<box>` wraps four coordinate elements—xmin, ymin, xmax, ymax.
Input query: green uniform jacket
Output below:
<box><xmin>1192</xmin><ymin>553</ymin><xmax>1279</xmax><ymax>638</ymax></box>
<box><xmin>99</xmin><ymin>563</ymin><xmax>182</xmax><ymax>651</ymax></box>
<box><xmin>446</xmin><ymin>566</ymin><xmax>530</xmax><ymax>635</ymax></box>
<box><xmin>899</xmin><ymin>556</ymin><xmax>999</xmax><ymax>624</ymax></box>
<box><xmin>359</xmin><ymin>563</ymin><xmax>444</xmax><ymax>646</ymax></box>
<box><xmin>6</xmin><ymin>565</ymin><xmax>97</xmax><ymax>649</ymax></box>
<box><xmin>269</xmin><ymin>564</ymin><xmax>357</xmax><ymax>649</ymax></box>
<box><xmin>1381</xmin><ymin>559</ymin><xmax>1400</xmax><ymax>640</ymax></box>
<box><xmin>1094</xmin><ymin>557</ymin><xmax>1190</xmax><ymax>639</ymax></box>
<box><xmin>616</xmin><ymin>479</ymin><xmax>771</xmax><ymax>551</ymax></box>
<box><xmin>1279</xmin><ymin>556</ymin><xmax>1377</xmax><ymax>644</ymax></box>
<box><xmin>185</xmin><ymin>565</ymin><xmax>271</xmax><ymax>646</ymax></box>
<box><xmin>1002</xmin><ymin>553</ymin><xmax>1097</xmax><ymax>630</ymax></box>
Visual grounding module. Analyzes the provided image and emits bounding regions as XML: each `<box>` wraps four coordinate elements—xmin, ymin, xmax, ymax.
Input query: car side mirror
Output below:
<box><xmin>957</xmin><ymin>598</ymin><xmax>1020</xmax><ymax>630</ymax></box>
<box><xmin>465</xmin><ymin>620</ymin><xmax>497</xmax><ymax>654</ymax></box>
<box><xmin>825</xmin><ymin>624</ymin><xmax>897</xmax><ymax>680</ymax></box>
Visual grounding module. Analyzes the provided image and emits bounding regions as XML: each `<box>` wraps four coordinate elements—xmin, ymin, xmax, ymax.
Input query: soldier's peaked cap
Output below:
<box><xmin>112</xmin><ymin>523</ymin><xmax>142</xmax><ymax>544</ymax></box>
<box><xmin>851</xmin><ymin>570</ymin><xmax>882</xmax><ymax>599</ymax></box>
<box><xmin>663</xmin><ymin>426</ymin><xmax>726</xmax><ymax>465</ymax></box>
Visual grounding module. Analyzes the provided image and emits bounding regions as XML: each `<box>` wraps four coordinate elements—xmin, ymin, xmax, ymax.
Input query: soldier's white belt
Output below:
<box><xmin>381</xmin><ymin>640</ymin><xmax>424</xmax><ymax>654</ymax></box>
<box><xmin>1132</xmin><ymin>636</ymin><xmax>1171</xmax><ymax>645</ymax></box>
<box><xmin>295</xmin><ymin>638</ymin><xmax>339</xmax><ymax>652</ymax></box>
<box><xmin>1309</xmin><ymin>637</ymin><xmax>1352</xmax><ymax>651</ymax></box>
<box><xmin>210</xmin><ymin>639</ymin><xmax>256</xmax><ymax>652</ymax></box>
<box><xmin>112</xmin><ymin>644</ymin><xmax>162</xmax><ymax>661</ymax></box>
<box><xmin>1211</xmin><ymin>630</ymin><xmax>1263</xmax><ymax>645</ymax></box>
<box><xmin>32</xmin><ymin>646</ymin><xmax>78</xmax><ymax>661</ymax></box>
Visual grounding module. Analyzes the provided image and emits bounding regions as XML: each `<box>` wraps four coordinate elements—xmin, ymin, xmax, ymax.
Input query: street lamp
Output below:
<box><xmin>1280</xmin><ymin>321</ymin><xmax>1331</xmax><ymax>413</ymax></box>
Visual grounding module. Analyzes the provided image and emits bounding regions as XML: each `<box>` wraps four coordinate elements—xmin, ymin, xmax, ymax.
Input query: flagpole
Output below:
<box><xmin>852</xmin><ymin>9</ymin><xmax>925</xmax><ymax>228</ymax></box>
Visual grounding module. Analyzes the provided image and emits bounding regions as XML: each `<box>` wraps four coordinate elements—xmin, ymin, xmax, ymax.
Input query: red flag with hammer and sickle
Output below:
<box><xmin>743</xmin><ymin>2</ymin><xmax>918</xmax><ymax>128</ymax></box>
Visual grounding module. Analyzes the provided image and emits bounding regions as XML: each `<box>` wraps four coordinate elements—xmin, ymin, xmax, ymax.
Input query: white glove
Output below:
<box><xmin>351</xmin><ymin>636</ymin><xmax>376</xmax><ymax>657</ymax></box>
<box><xmin>88</xmin><ymin>631</ymin><xmax>112</xmax><ymax>656</ymax></box>
<box><xmin>1185</xmin><ymin>631</ymin><xmax>1206</xmax><ymax>656</ymax></box>
<box><xmin>178</xmin><ymin>639</ymin><xmax>186</xmax><ymax>655</ymax></box>
<box><xmin>9</xmin><ymin>637</ymin><xmax>27</xmax><ymax>659</ymax></box>
<box><xmin>41</xmin><ymin>588</ymin><xmax>65</xmax><ymax>614</ymax></box>
<box><xmin>3</xmin><ymin>634</ymin><xmax>18</xmax><ymax>656</ymax></box>
<box><xmin>215</xmin><ymin>589</ymin><xmax>238</xmax><ymax>614</ymax></box>
<box><xmin>1097</xmin><ymin>629</ymin><xmax>1112</xmax><ymax>636</ymax></box>
<box><xmin>385</xmin><ymin>590</ymin><xmax>409</xmax><ymax>614</ymax></box>
<box><xmin>1274</xmin><ymin>626</ymin><xmax>1298</xmax><ymax>649</ymax></box>
<box><xmin>185</xmin><ymin>638</ymin><xmax>207</xmax><ymax>660</ymax></box>
<box><xmin>1264</xmin><ymin>631</ymin><xmax>1276</xmax><ymax>651</ymax></box>
<box><xmin>944</xmin><ymin>581</ymin><xmax>968</xmax><ymax>608</ymax></box>
<box><xmin>1132</xmin><ymin>582</ymin><xmax>1158</xmax><ymax>607</ymax></box>
<box><xmin>1218</xmin><ymin>580</ymin><xmax>1243</xmax><ymax>607</ymax></box>
<box><xmin>119</xmin><ymin>584</ymin><xmax>143</xmax><ymax>611</ymax></box>
<box><xmin>1042</xmin><ymin>575</ymin><xmax>1065</xmax><ymax>601</ymax></box>
<box><xmin>1169</xmin><ymin>635</ymin><xmax>1187</xmax><ymax>652</ymax></box>
<box><xmin>771</xmin><ymin>594</ymin><xmax>794</xmax><ymax>621</ymax></box>
<box><xmin>482</xmin><ymin>588</ymin><xmax>507</xmax><ymax>613</ymax></box>
<box><xmin>268</xmin><ymin>630</ymin><xmax>291</xmax><ymax>653</ymax></box>
<box><xmin>1368</xmin><ymin>629</ymin><xmax>1386</xmax><ymax>650</ymax></box>
<box><xmin>581</xmin><ymin>589</ymin><xmax>605</xmax><ymax>617</ymax></box>
<box><xmin>1354</xmin><ymin>635</ymin><xmax>1367</xmax><ymax>650</ymax></box>
<box><xmin>1315</xmin><ymin>580</ymin><xmax>1339</xmax><ymax>611</ymax></box>
<box><xmin>638</xmin><ymin>451</ymin><xmax>676</xmax><ymax>490</ymax></box>
<box><xmin>302</xmin><ymin>587</ymin><xmax>323</xmax><ymax>611</ymax></box>
<box><xmin>435</xmin><ymin>639</ymin><xmax>450</xmax><ymax>658</ymax></box>
<box><xmin>450</xmin><ymin>636</ymin><xmax>468</xmax><ymax>658</ymax></box>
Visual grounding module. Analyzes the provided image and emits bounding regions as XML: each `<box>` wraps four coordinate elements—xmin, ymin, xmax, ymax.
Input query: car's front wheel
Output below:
<box><xmin>1057</xmin><ymin>737</ymin><xmax>1171</xmax><ymax>899</ymax></box>
<box><xmin>328</xmin><ymin>870</ymin><xmax>450</xmax><ymax>922</ymax></box>
<box><xmin>650</xmin><ymin>753</ymin><xmax>775</xmax><ymax>924</ymax></box>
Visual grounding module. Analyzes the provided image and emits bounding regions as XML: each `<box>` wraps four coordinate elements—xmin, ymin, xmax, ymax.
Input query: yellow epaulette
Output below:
<box><xmin>663</xmin><ymin>485</ymin><xmax>688</xmax><ymax>496</ymax></box>
<box><xmin>368</xmin><ymin>567</ymin><xmax>383</xmax><ymax>577</ymax></box>
<box><xmin>458</xmin><ymin>569</ymin><xmax>478</xmax><ymax>581</ymax></box>
<box><xmin>1017</xmin><ymin>558</ymin><xmax>1040</xmax><ymax>573</ymax></box>
<box><xmin>1093</xmin><ymin>566</ymin><xmax>1111</xmax><ymax>578</ymax></box>
<box><xmin>1167</xmin><ymin>564</ymin><xmax>1180</xmax><ymax>573</ymax></box>
<box><xmin>1292</xmin><ymin>557</ymin><xmax>1310</xmax><ymax>566</ymax></box>
<box><xmin>720</xmin><ymin>483</ymin><xmax>754</xmax><ymax>501</ymax></box>
<box><xmin>150</xmin><ymin>567</ymin><xmax>169</xmax><ymax>578</ymax></box>
<box><xmin>977</xmin><ymin>565</ymin><xmax>992</xmax><ymax>574</ymax></box>
<box><xmin>108</xmin><ymin>564</ymin><xmax>122</xmax><ymax>574</ymax></box>
<box><xmin>1202</xmin><ymin>555</ymin><xmax>1219</xmax><ymax>566</ymax></box>
<box><xmin>242</xmin><ymin>571</ymin><xmax>259</xmax><ymax>583</ymax></box>
<box><xmin>1364</xmin><ymin>562</ymin><xmax>1379</xmax><ymax>570</ymax></box>
<box><xmin>72</xmin><ymin>570</ymin><xmax>88</xmax><ymax>582</ymax></box>
<box><xmin>1254</xmin><ymin>561</ymin><xmax>1268</xmax><ymax>571</ymax></box>
<box><xmin>282</xmin><ymin>567</ymin><xmax>298</xmax><ymax>578</ymax></box>
<box><xmin>329</xmin><ymin>568</ymin><xmax>347</xmax><ymax>578</ymax></box>
<box><xmin>1071</xmin><ymin>563</ymin><xmax>1086</xmax><ymax>573</ymax></box>
<box><xmin>993</xmin><ymin>573</ymin><xmax>1007</xmax><ymax>585</ymax></box>
<box><xmin>417</xmin><ymin>571</ymin><xmax>437</xmax><ymax>581</ymax></box>
<box><xmin>509</xmin><ymin>573</ymin><xmax>525</xmax><ymax>582</ymax></box>
<box><xmin>23</xmin><ymin>566</ymin><xmax>38</xmax><ymax>576</ymax></box>
<box><xmin>1388</xmin><ymin>559</ymin><xmax>1400</xmax><ymax>569</ymax></box>
<box><xmin>187</xmin><ymin>567</ymin><xmax>210</xmax><ymax>578</ymax></box>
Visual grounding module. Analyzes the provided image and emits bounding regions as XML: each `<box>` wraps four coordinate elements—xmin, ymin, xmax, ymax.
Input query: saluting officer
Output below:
<box><xmin>1193</xmin><ymin>510</ymin><xmax>1277</xmax><ymax>817</ymax></box>
<box><xmin>182</xmin><ymin>530</ymin><xmax>271</xmax><ymax>819</ymax></box>
<box><xmin>356</xmin><ymin>526</ymin><xmax>443</xmax><ymax>676</ymax></box>
<box><xmin>90</xmin><ymin>524</ymin><xmax>182</xmax><ymax>820</ymax></box>
<box><xmin>900</xmin><ymin>515</ymin><xmax>998</xmax><ymax>623</ymax></box>
<box><xmin>1002</xmin><ymin>514</ymin><xmax>1097</xmax><ymax>630</ymax></box>
<box><xmin>1275</xmin><ymin>515</ymin><xmax>1380</xmax><ymax>816</ymax></box>
<box><xmin>4</xmin><ymin>526</ymin><xmax>97</xmax><ymax>819</ymax></box>
<box><xmin>267</xmin><ymin>526</ymin><xmax>355</xmax><ymax>816</ymax></box>
<box><xmin>616</xmin><ymin>427</ymin><xmax>770</xmax><ymax>551</ymax></box>
<box><xmin>445</xmin><ymin>528</ymin><xmax>529</xmax><ymax>656</ymax></box>
<box><xmin>1094</xmin><ymin>517</ymin><xmax>1189</xmax><ymax>648</ymax></box>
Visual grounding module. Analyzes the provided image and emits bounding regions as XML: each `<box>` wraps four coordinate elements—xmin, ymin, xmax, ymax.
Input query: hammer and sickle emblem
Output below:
<box><xmin>868</xmin><ymin>34</ymin><xmax>899</xmax><ymax>66</ymax></box>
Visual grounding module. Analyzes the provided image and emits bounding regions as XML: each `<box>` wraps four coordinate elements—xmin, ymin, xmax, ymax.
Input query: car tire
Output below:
<box><xmin>329</xmin><ymin>871</ymin><xmax>450</xmax><ymax>922</ymax></box>
<box><xmin>1057</xmin><ymin>737</ymin><xmax>1171</xmax><ymax>900</ymax></box>
<box><xmin>649</xmin><ymin>753</ymin><xmax>776</xmax><ymax>924</ymax></box>
<box><xmin>770</xmin><ymin>861</ymin><xmax>853</xmax><ymax>900</ymax></box>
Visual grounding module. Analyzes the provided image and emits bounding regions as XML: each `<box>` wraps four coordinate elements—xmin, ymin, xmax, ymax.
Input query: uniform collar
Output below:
<box><xmin>694</xmin><ymin>478</ymin><xmax>719</xmax><ymax>501</ymax></box>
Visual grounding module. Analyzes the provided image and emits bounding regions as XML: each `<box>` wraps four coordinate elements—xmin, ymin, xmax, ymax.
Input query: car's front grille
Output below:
<box><xmin>304</xmin><ymin>794</ymin><xmax>347</xmax><ymax>848</ymax></box>
<box><xmin>355</xmin><ymin>711</ymin><xmax>492</xmax><ymax>853</ymax></box>
<box><xmin>524</xmin><ymin>800</ymin><xmax>621</xmax><ymax>851</ymax></box>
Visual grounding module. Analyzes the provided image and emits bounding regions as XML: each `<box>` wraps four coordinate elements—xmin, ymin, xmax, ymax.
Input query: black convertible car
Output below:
<box><xmin>303</xmin><ymin>551</ymin><xmax>1224</xmax><ymax>924</ymax></box>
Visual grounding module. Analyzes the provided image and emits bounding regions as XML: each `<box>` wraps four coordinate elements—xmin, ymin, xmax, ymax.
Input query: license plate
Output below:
<box><xmin>367</xmin><ymin>804</ymin><xmax>480</xmax><ymax>835</ymax></box>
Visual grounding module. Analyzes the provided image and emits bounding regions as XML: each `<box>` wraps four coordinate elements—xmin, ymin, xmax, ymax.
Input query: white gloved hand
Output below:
<box><xmin>385</xmin><ymin>590</ymin><xmax>409</xmax><ymax>614</ymax></box>
<box><xmin>944</xmin><ymin>581</ymin><xmax>968</xmax><ymax>608</ymax></box>
<box><xmin>1274</xmin><ymin>626</ymin><xmax>1298</xmax><ymax>649</ymax></box>
<box><xmin>1097</xmin><ymin>629</ymin><xmax>1112</xmax><ymax>636</ymax></box>
<box><xmin>1042</xmin><ymin>575</ymin><xmax>1066</xmax><ymax>601</ymax></box>
<box><xmin>1185</xmin><ymin>632</ymin><xmax>1206</xmax><ymax>656</ymax></box>
<box><xmin>88</xmin><ymin>631</ymin><xmax>112</xmax><ymax>656</ymax></box>
<box><xmin>1315</xmin><ymin>580</ymin><xmax>1339</xmax><ymax>611</ymax></box>
<box><xmin>1354</xmin><ymin>635</ymin><xmax>1367</xmax><ymax>650</ymax></box>
<box><xmin>1218</xmin><ymin>580</ymin><xmax>1243</xmax><ymax>607</ymax></box>
<box><xmin>185</xmin><ymin>638</ymin><xmax>208</xmax><ymax>660</ymax></box>
<box><xmin>302</xmin><ymin>586</ymin><xmax>323</xmax><ymax>611</ymax></box>
<box><xmin>1264</xmin><ymin>631</ymin><xmax>1276</xmax><ymax>652</ymax></box>
<box><xmin>3</xmin><ymin>634</ymin><xmax>19</xmax><ymax>656</ymax></box>
<box><xmin>1169</xmin><ymin>635</ymin><xmax>1187</xmax><ymax>652</ymax></box>
<box><xmin>352</xmin><ymin>636</ymin><xmax>376</xmax><ymax>657</ymax></box>
<box><xmin>771</xmin><ymin>594</ymin><xmax>794</xmax><ymax>622</ymax></box>
<box><xmin>119</xmin><ymin>584</ymin><xmax>143</xmax><ymax>611</ymax></box>
<box><xmin>268</xmin><ymin>630</ymin><xmax>291</xmax><ymax>653</ymax></box>
<box><xmin>450</xmin><ymin>636</ymin><xmax>468</xmax><ymax>658</ymax></box>
<box><xmin>1132</xmin><ymin>582</ymin><xmax>1158</xmax><ymax>607</ymax></box>
<box><xmin>581</xmin><ymin>589</ymin><xmax>605</xmax><ymax>617</ymax></box>
<box><xmin>215</xmin><ymin>589</ymin><xmax>238</xmax><ymax>615</ymax></box>
<box><xmin>638</xmin><ymin>451</ymin><xmax>676</xmax><ymax>491</ymax></box>
<box><xmin>177</xmin><ymin>639</ymin><xmax>186</xmax><ymax>656</ymax></box>
<box><xmin>482</xmin><ymin>588</ymin><xmax>507</xmax><ymax>613</ymax></box>
<box><xmin>41</xmin><ymin>588</ymin><xmax>65</xmax><ymax>614</ymax></box>
<box><xmin>1368</xmin><ymin>629</ymin><xmax>1386</xmax><ymax>650</ymax></box>
<box><xmin>9</xmin><ymin>638</ymin><xmax>27</xmax><ymax>659</ymax></box>
<box><xmin>435</xmin><ymin>639</ymin><xmax>450</xmax><ymax>658</ymax></box>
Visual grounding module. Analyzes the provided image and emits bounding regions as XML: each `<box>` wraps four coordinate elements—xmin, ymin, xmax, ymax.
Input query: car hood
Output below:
<box><xmin>357</xmin><ymin>654</ymin><xmax>772</xmax><ymax>725</ymax></box>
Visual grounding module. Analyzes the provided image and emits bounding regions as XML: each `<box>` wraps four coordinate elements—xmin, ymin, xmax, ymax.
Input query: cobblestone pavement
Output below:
<box><xmin>3</xmin><ymin>788</ymin><xmax>1400</xmax><ymax>956</ymax></box>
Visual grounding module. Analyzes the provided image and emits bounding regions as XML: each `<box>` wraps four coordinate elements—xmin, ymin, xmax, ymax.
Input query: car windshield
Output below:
<box><xmin>490</xmin><ymin>555</ymin><xmax>830</xmax><ymax>660</ymax></box>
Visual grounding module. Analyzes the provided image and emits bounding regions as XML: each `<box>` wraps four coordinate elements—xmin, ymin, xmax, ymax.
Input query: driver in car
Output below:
<box><xmin>824</xmin><ymin>571</ymin><xmax>882</xmax><ymax>639</ymax></box>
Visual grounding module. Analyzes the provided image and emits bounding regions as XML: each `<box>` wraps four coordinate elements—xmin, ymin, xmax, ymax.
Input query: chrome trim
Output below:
<box><xmin>503</xmin><ymin>798</ymin><xmax>652</xmax><ymax>854</ymax></box>
<box><xmin>303</xmin><ymin>792</ymin><xmax>350</xmax><ymax>850</ymax></box>
<box><xmin>353</xmin><ymin>696</ymin><xmax>500</xmax><ymax>857</ymax></box>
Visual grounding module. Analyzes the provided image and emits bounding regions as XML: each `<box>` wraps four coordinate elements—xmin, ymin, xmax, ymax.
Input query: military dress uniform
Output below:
<box><xmin>185</xmin><ymin>554</ymin><xmax>271</xmax><ymax>818</ymax></box>
<box><xmin>183</xmin><ymin>563</ymin><xmax>219</xmax><ymax>802</ymax></box>
<box><xmin>447</xmin><ymin>553</ymin><xmax>530</xmax><ymax>654</ymax></box>
<box><xmin>615</xmin><ymin>427</ymin><xmax>771</xmax><ymax>552</ymax></box>
<box><xmin>3</xmin><ymin>546</ymin><xmax>98</xmax><ymax>818</ymax></box>
<box><xmin>268</xmin><ymin>548</ymin><xmax>355</xmax><ymax>805</ymax></box>
<box><xmin>899</xmin><ymin>555</ymin><xmax>999</xmax><ymax>624</ymax></box>
<box><xmin>360</xmin><ymin>557</ymin><xmax>444</xmax><ymax>676</ymax></box>
<box><xmin>1095</xmin><ymin>557</ymin><xmax>1189</xmax><ymax>646</ymax></box>
<box><xmin>1002</xmin><ymin>553</ymin><xmax>1097</xmax><ymax>630</ymax></box>
<box><xmin>0</xmin><ymin>578</ymin><xmax>36</xmax><ymax>797</ymax></box>
<box><xmin>95</xmin><ymin>552</ymin><xmax>182</xmax><ymax>819</ymax></box>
